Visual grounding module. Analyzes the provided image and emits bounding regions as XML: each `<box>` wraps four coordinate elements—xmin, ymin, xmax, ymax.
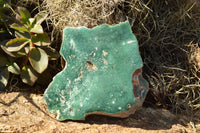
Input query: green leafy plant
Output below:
<box><xmin>0</xmin><ymin>7</ymin><xmax>59</xmax><ymax>89</ymax></box>
<box><xmin>0</xmin><ymin>53</ymin><xmax>9</xmax><ymax>89</ymax></box>
<box><xmin>0</xmin><ymin>0</ymin><xmax>14</xmax><ymax>41</ymax></box>
<box><xmin>0</xmin><ymin>0</ymin><xmax>12</xmax><ymax>20</ymax></box>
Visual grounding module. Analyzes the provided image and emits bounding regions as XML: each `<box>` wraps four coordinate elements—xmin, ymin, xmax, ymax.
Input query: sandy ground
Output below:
<box><xmin>0</xmin><ymin>92</ymin><xmax>199</xmax><ymax>132</ymax></box>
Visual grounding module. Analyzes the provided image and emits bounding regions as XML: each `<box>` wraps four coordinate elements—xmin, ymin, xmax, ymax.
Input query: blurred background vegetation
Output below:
<box><xmin>0</xmin><ymin>0</ymin><xmax>200</xmax><ymax>123</ymax></box>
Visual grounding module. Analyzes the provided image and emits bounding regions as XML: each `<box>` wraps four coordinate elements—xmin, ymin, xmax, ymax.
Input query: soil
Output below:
<box><xmin>0</xmin><ymin>90</ymin><xmax>199</xmax><ymax>132</ymax></box>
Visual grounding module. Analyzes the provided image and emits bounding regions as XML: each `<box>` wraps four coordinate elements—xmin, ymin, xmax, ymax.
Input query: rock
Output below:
<box><xmin>44</xmin><ymin>21</ymin><xmax>149</xmax><ymax>121</ymax></box>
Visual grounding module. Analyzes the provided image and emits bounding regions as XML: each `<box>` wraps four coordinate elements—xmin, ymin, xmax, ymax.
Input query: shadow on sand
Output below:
<box><xmin>0</xmin><ymin>90</ymin><xmax>187</xmax><ymax>131</ymax></box>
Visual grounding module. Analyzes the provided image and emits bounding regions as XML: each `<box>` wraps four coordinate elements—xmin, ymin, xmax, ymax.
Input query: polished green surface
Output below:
<box><xmin>44</xmin><ymin>21</ymin><xmax>148</xmax><ymax>121</ymax></box>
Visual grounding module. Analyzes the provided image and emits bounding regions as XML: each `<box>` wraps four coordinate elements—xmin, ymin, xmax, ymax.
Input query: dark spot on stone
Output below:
<box><xmin>69</xmin><ymin>108</ymin><xmax>73</xmax><ymax>113</ymax></box>
<box><xmin>86</xmin><ymin>60</ymin><xmax>93</xmax><ymax>67</ymax></box>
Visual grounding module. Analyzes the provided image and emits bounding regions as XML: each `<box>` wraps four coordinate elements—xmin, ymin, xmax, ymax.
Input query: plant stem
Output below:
<box><xmin>22</xmin><ymin>42</ymin><xmax>34</xmax><ymax>68</ymax></box>
<box><xmin>23</xmin><ymin>51</ymin><xmax>30</xmax><ymax>66</ymax></box>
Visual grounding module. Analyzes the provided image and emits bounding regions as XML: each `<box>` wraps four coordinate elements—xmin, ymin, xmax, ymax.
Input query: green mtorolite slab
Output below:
<box><xmin>44</xmin><ymin>21</ymin><xmax>149</xmax><ymax>121</ymax></box>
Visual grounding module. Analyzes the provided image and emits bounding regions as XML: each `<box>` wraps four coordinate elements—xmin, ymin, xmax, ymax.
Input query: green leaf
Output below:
<box><xmin>0</xmin><ymin>67</ymin><xmax>9</xmax><ymax>90</ymax></box>
<box><xmin>40</xmin><ymin>46</ymin><xmax>60</xmax><ymax>60</ymax></box>
<box><xmin>21</xmin><ymin>65</ymin><xmax>38</xmax><ymax>86</ymax></box>
<box><xmin>15</xmin><ymin>30</ymin><xmax>31</xmax><ymax>39</ymax></box>
<box><xmin>30</xmin><ymin>24</ymin><xmax>43</xmax><ymax>34</ymax></box>
<box><xmin>1</xmin><ymin>40</ymin><xmax>29</xmax><ymax>57</ymax></box>
<box><xmin>8</xmin><ymin>62</ymin><xmax>20</xmax><ymax>75</ymax></box>
<box><xmin>33</xmin><ymin>12</ymin><xmax>48</xmax><ymax>25</ymax></box>
<box><xmin>0</xmin><ymin>55</ymin><xmax>9</xmax><ymax>66</ymax></box>
<box><xmin>0</xmin><ymin>29</ymin><xmax>12</xmax><ymax>42</ymax></box>
<box><xmin>1</xmin><ymin>43</ymin><xmax>27</xmax><ymax>57</ymax></box>
<box><xmin>29</xmin><ymin>18</ymin><xmax>34</xmax><ymax>25</ymax></box>
<box><xmin>24</xmin><ymin>46</ymin><xmax>30</xmax><ymax>54</ymax></box>
<box><xmin>16</xmin><ymin>14</ymin><xmax>20</xmax><ymax>21</ymax></box>
<box><xmin>31</xmin><ymin>33</ymin><xmax>50</xmax><ymax>46</ymax></box>
<box><xmin>10</xmin><ymin>23</ymin><xmax>29</xmax><ymax>32</ymax></box>
<box><xmin>18</xmin><ymin>7</ymin><xmax>31</xmax><ymax>24</ymax></box>
<box><xmin>6</xmin><ymin>38</ymin><xmax>30</xmax><ymax>52</ymax></box>
<box><xmin>29</xmin><ymin>47</ymin><xmax>48</xmax><ymax>73</ymax></box>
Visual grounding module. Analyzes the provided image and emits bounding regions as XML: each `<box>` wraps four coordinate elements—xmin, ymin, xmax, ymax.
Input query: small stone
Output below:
<box><xmin>44</xmin><ymin>21</ymin><xmax>149</xmax><ymax>121</ymax></box>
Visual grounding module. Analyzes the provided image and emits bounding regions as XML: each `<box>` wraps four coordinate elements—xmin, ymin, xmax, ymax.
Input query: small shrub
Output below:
<box><xmin>0</xmin><ymin>7</ymin><xmax>59</xmax><ymax>89</ymax></box>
